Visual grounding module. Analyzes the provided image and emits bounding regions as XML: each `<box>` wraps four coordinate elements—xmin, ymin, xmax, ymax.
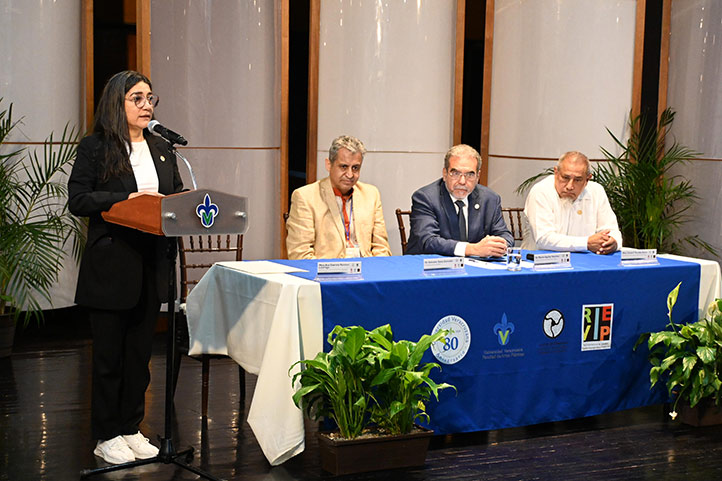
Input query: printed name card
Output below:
<box><xmin>532</xmin><ymin>252</ymin><xmax>572</xmax><ymax>271</ymax></box>
<box><xmin>620</xmin><ymin>248</ymin><xmax>658</xmax><ymax>266</ymax></box>
<box><xmin>315</xmin><ymin>261</ymin><xmax>363</xmax><ymax>282</ymax></box>
<box><xmin>423</xmin><ymin>257</ymin><xmax>465</xmax><ymax>271</ymax></box>
<box><xmin>317</xmin><ymin>261</ymin><xmax>362</xmax><ymax>274</ymax></box>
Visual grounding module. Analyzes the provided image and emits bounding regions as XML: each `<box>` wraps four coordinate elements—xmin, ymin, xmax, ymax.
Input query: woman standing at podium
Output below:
<box><xmin>68</xmin><ymin>70</ymin><xmax>183</xmax><ymax>465</ymax></box>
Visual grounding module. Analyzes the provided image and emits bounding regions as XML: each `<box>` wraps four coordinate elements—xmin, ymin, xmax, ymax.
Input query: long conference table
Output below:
<box><xmin>185</xmin><ymin>252</ymin><xmax>721</xmax><ymax>466</ymax></box>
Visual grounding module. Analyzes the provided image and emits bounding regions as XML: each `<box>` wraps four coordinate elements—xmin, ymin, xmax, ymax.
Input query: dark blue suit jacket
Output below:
<box><xmin>405</xmin><ymin>179</ymin><xmax>512</xmax><ymax>256</ymax></box>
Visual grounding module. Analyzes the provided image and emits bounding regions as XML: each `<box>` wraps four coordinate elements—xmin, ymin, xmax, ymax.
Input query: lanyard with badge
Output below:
<box><xmin>338</xmin><ymin>194</ymin><xmax>360</xmax><ymax>258</ymax></box>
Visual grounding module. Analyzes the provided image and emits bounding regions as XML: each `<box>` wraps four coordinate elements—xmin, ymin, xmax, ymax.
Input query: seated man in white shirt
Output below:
<box><xmin>522</xmin><ymin>151</ymin><xmax>622</xmax><ymax>255</ymax></box>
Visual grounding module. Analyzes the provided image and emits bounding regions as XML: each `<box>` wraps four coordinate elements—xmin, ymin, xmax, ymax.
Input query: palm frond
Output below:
<box><xmin>0</xmin><ymin>99</ymin><xmax>83</xmax><ymax>323</ymax></box>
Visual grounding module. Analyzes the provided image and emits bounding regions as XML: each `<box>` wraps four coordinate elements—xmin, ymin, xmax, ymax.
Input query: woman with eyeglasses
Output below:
<box><xmin>68</xmin><ymin>70</ymin><xmax>183</xmax><ymax>465</ymax></box>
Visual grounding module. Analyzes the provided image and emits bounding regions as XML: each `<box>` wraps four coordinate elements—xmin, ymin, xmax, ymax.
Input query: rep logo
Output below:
<box><xmin>431</xmin><ymin>315</ymin><xmax>471</xmax><ymax>365</ymax></box>
<box><xmin>493</xmin><ymin>313</ymin><xmax>515</xmax><ymax>346</ymax></box>
<box><xmin>581</xmin><ymin>303</ymin><xmax>614</xmax><ymax>351</ymax></box>
<box><xmin>196</xmin><ymin>193</ymin><xmax>219</xmax><ymax>228</ymax></box>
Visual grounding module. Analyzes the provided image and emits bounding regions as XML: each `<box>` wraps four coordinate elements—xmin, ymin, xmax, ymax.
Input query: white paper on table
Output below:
<box><xmin>465</xmin><ymin>258</ymin><xmax>507</xmax><ymax>270</ymax></box>
<box><xmin>217</xmin><ymin>260</ymin><xmax>307</xmax><ymax>274</ymax></box>
<box><xmin>466</xmin><ymin>258</ymin><xmax>534</xmax><ymax>270</ymax></box>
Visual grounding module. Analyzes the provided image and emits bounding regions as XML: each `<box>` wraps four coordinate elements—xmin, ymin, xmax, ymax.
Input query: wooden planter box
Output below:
<box><xmin>677</xmin><ymin>400</ymin><xmax>722</xmax><ymax>427</ymax></box>
<box><xmin>318</xmin><ymin>426</ymin><xmax>433</xmax><ymax>475</ymax></box>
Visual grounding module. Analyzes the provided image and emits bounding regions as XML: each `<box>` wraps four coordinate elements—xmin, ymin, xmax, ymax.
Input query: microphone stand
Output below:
<box><xmin>80</xmin><ymin>141</ymin><xmax>224</xmax><ymax>480</ymax></box>
<box><xmin>174</xmin><ymin>147</ymin><xmax>198</xmax><ymax>190</ymax></box>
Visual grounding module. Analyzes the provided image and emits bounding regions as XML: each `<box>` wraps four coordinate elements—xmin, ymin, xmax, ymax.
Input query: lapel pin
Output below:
<box><xmin>474</xmin><ymin>203</ymin><xmax>480</xmax><ymax>210</ymax></box>
<box><xmin>160</xmin><ymin>155</ymin><xmax>166</xmax><ymax>162</ymax></box>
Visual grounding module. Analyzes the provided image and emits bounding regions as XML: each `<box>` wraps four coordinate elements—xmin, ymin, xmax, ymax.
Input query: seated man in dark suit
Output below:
<box><xmin>406</xmin><ymin>144</ymin><xmax>512</xmax><ymax>256</ymax></box>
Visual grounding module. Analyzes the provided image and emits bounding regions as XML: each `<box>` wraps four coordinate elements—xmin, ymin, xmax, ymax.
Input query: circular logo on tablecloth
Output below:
<box><xmin>543</xmin><ymin>309</ymin><xmax>565</xmax><ymax>339</ymax></box>
<box><xmin>431</xmin><ymin>315</ymin><xmax>471</xmax><ymax>364</ymax></box>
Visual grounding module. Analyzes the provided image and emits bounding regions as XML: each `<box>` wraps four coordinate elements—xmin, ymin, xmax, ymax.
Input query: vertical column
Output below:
<box><xmin>0</xmin><ymin>0</ymin><xmax>83</xmax><ymax>309</ymax></box>
<box><xmin>150</xmin><ymin>0</ymin><xmax>281</xmax><ymax>259</ymax></box>
<box><xmin>487</xmin><ymin>0</ymin><xmax>638</xmax><ymax>207</ymax></box>
<box><xmin>316</xmin><ymin>1</ymin><xmax>457</xmax><ymax>255</ymax></box>
<box><xmin>667</xmin><ymin>0</ymin><xmax>722</xmax><ymax>257</ymax></box>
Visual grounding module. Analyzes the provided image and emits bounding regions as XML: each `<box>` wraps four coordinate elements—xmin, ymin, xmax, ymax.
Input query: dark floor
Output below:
<box><xmin>3</xmin><ymin>312</ymin><xmax>722</xmax><ymax>481</ymax></box>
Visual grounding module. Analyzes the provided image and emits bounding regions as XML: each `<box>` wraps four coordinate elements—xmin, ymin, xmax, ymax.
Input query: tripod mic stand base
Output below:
<box><xmin>80</xmin><ymin>438</ymin><xmax>225</xmax><ymax>480</ymax></box>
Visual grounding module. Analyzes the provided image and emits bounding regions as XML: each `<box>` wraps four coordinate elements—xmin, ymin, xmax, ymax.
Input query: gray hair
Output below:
<box><xmin>328</xmin><ymin>135</ymin><xmax>367</xmax><ymax>162</ymax></box>
<box><xmin>444</xmin><ymin>144</ymin><xmax>482</xmax><ymax>171</ymax></box>
<box><xmin>557</xmin><ymin>151</ymin><xmax>590</xmax><ymax>176</ymax></box>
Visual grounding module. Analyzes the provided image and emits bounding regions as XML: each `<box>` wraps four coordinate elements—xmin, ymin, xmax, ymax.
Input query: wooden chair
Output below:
<box><xmin>396</xmin><ymin>207</ymin><xmax>524</xmax><ymax>252</ymax></box>
<box><xmin>502</xmin><ymin>207</ymin><xmax>524</xmax><ymax>243</ymax></box>
<box><xmin>395</xmin><ymin>208</ymin><xmax>411</xmax><ymax>255</ymax></box>
<box><xmin>174</xmin><ymin>234</ymin><xmax>245</xmax><ymax>417</ymax></box>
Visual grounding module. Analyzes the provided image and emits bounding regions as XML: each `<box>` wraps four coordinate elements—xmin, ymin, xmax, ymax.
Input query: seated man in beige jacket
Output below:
<box><xmin>286</xmin><ymin>135</ymin><xmax>392</xmax><ymax>259</ymax></box>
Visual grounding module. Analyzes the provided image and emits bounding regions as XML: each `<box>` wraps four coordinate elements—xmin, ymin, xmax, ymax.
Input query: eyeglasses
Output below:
<box><xmin>447</xmin><ymin>170</ymin><xmax>477</xmax><ymax>181</ymax></box>
<box><xmin>126</xmin><ymin>94</ymin><xmax>160</xmax><ymax>108</ymax></box>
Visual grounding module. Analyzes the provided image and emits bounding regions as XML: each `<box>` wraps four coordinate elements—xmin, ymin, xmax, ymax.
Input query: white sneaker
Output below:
<box><xmin>93</xmin><ymin>435</ymin><xmax>135</xmax><ymax>464</ymax></box>
<box><xmin>122</xmin><ymin>432</ymin><xmax>159</xmax><ymax>459</ymax></box>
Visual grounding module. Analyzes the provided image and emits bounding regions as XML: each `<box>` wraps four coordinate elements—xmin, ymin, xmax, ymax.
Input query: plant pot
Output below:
<box><xmin>0</xmin><ymin>312</ymin><xmax>16</xmax><ymax>358</ymax></box>
<box><xmin>677</xmin><ymin>399</ymin><xmax>722</xmax><ymax>427</ymax></box>
<box><xmin>317</xmin><ymin>426</ymin><xmax>433</xmax><ymax>475</ymax></box>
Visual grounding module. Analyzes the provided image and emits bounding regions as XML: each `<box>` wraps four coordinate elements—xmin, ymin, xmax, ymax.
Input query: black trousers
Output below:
<box><xmin>89</xmin><ymin>263</ymin><xmax>160</xmax><ymax>441</ymax></box>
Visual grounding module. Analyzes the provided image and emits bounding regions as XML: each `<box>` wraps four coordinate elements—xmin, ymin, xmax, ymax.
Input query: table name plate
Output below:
<box><xmin>424</xmin><ymin>257</ymin><xmax>465</xmax><ymax>271</ymax></box>
<box><xmin>317</xmin><ymin>261</ymin><xmax>362</xmax><ymax>275</ymax></box>
<box><xmin>621</xmin><ymin>248</ymin><xmax>658</xmax><ymax>266</ymax></box>
<box><xmin>532</xmin><ymin>252</ymin><xmax>572</xmax><ymax>271</ymax></box>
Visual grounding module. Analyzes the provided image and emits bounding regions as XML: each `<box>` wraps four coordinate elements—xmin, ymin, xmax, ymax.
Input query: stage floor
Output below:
<box><xmin>3</xmin><ymin>318</ymin><xmax>722</xmax><ymax>480</ymax></box>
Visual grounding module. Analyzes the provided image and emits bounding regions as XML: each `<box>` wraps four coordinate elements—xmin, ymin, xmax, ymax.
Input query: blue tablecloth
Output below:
<box><xmin>275</xmin><ymin>252</ymin><xmax>700</xmax><ymax>434</ymax></box>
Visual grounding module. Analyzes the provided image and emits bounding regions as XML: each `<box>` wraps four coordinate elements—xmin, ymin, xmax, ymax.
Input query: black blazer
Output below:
<box><xmin>68</xmin><ymin>132</ymin><xmax>184</xmax><ymax>309</ymax></box>
<box><xmin>405</xmin><ymin>178</ymin><xmax>513</xmax><ymax>256</ymax></box>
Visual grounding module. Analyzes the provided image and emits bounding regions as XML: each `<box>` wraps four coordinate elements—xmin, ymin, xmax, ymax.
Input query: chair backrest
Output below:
<box><xmin>502</xmin><ymin>207</ymin><xmax>524</xmax><ymax>243</ymax></box>
<box><xmin>395</xmin><ymin>208</ymin><xmax>411</xmax><ymax>255</ymax></box>
<box><xmin>179</xmin><ymin>234</ymin><xmax>243</xmax><ymax>302</ymax></box>
<box><xmin>396</xmin><ymin>207</ymin><xmax>523</xmax><ymax>252</ymax></box>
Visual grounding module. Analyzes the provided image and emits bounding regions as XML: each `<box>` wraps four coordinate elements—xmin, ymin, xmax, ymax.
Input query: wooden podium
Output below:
<box><xmin>82</xmin><ymin>189</ymin><xmax>247</xmax><ymax>480</ymax></box>
<box><xmin>102</xmin><ymin>189</ymin><xmax>249</xmax><ymax>237</ymax></box>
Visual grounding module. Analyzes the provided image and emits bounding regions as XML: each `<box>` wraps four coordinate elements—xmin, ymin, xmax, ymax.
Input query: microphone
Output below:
<box><xmin>148</xmin><ymin>120</ymin><xmax>188</xmax><ymax>146</ymax></box>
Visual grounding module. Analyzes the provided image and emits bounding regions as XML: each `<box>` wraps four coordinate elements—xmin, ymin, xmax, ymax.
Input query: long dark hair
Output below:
<box><xmin>93</xmin><ymin>70</ymin><xmax>152</xmax><ymax>183</ymax></box>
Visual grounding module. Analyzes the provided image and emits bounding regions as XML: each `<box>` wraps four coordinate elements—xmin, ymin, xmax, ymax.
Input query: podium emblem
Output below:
<box><xmin>196</xmin><ymin>193</ymin><xmax>219</xmax><ymax>228</ymax></box>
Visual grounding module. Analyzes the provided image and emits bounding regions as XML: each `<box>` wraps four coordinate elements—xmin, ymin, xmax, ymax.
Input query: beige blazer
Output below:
<box><xmin>286</xmin><ymin>177</ymin><xmax>392</xmax><ymax>259</ymax></box>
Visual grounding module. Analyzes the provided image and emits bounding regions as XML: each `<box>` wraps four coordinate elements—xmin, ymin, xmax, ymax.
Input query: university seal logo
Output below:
<box><xmin>431</xmin><ymin>315</ymin><xmax>471</xmax><ymax>365</ymax></box>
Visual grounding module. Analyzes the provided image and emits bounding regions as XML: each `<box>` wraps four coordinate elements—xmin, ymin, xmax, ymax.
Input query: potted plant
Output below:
<box><xmin>635</xmin><ymin>282</ymin><xmax>722</xmax><ymax>426</ymax></box>
<box><xmin>291</xmin><ymin>324</ymin><xmax>455</xmax><ymax>475</ymax></box>
<box><xmin>0</xmin><ymin>99</ymin><xmax>84</xmax><ymax>356</ymax></box>
<box><xmin>517</xmin><ymin>108</ymin><xmax>715</xmax><ymax>255</ymax></box>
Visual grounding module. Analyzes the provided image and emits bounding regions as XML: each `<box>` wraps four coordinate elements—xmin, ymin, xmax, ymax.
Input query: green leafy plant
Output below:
<box><xmin>291</xmin><ymin>324</ymin><xmax>455</xmax><ymax>439</ymax></box>
<box><xmin>366</xmin><ymin>325</ymin><xmax>455</xmax><ymax>435</ymax></box>
<box><xmin>0</xmin><ymin>99</ymin><xmax>84</xmax><ymax>324</ymax></box>
<box><xmin>596</xmin><ymin>108</ymin><xmax>713</xmax><ymax>254</ymax></box>
<box><xmin>635</xmin><ymin>282</ymin><xmax>722</xmax><ymax>418</ymax></box>
<box><xmin>517</xmin><ymin>109</ymin><xmax>714</xmax><ymax>255</ymax></box>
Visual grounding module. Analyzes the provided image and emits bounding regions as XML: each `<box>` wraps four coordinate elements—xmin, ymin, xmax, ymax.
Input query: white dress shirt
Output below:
<box><xmin>449</xmin><ymin>192</ymin><xmax>469</xmax><ymax>257</ymax></box>
<box><xmin>129</xmin><ymin>140</ymin><xmax>159</xmax><ymax>193</ymax></box>
<box><xmin>522</xmin><ymin>175</ymin><xmax>622</xmax><ymax>252</ymax></box>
